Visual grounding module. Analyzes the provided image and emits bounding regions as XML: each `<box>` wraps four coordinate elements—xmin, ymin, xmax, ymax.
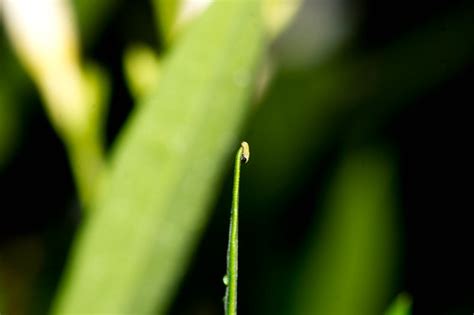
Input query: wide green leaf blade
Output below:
<box><xmin>52</xmin><ymin>1</ymin><xmax>264</xmax><ymax>314</ymax></box>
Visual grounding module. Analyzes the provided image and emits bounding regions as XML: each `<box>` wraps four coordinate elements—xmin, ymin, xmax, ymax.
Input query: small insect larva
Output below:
<box><xmin>240</xmin><ymin>141</ymin><xmax>250</xmax><ymax>164</ymax></box>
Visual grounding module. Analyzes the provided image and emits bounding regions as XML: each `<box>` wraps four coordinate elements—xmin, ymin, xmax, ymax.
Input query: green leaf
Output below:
<box><xmin>67</xmin><ymin>62</ymin><xmax>110</xmax><ymax>206</ymax></box>
<box><xmin>289</xmin><ymin>148</ymin><xmax>399</xmax><ymax>315</ymax></box>
<box><xmin>52</xmin><ymin>1</ymin><xmax>264</xmax><ymax>314</ymax></box>
<box><xmin>385</xmin><ymin>293</ymin><xmax>412</xmax><ymax>315</ymax></box>
<box><xmin>152</xmin><ymin>0</ymin><xmax>182</xmax><ymax>46</ymax></box>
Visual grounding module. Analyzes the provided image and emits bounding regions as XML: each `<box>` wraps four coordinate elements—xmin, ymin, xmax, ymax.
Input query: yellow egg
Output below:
<box><xmin>240</xmin><ymin>141</ymin><xmax>250</xmax><ymax>163</ymax></box>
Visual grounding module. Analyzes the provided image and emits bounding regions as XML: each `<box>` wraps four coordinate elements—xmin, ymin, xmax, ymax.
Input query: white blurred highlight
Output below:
<box><xmin>176</xmin><ymin>0</ymin><xmax>214</xmax><ymax>29</ymax></box>
<box><xmin>0</xmin><ymin>0</ymin><xmax>88</xmax><ymax>136</ymax></box>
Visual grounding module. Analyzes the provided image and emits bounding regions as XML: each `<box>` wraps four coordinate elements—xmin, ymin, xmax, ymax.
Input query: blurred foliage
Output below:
<box><xmin>1</xmin><ymin>0</ymin><xmax>474</xmax><ymax>314</ymax></box>
<box><xmin>152</xmin><ymin>0</ymin><xmax>181</xmax><ymax>46</ymax></box>
<box><xmin>123</xmin><ymin>43</ymin><xmax>161</xmax><ymax>99</ymax></box>
<box><xmin>385</xmin><ymin>293</ymin><xmax>412</xmax><ymax>315</ymax></box>
<box><xmin>288</xmin><ymin>148</ymin><xmax>398</xmax><ymax>314</ymax></box>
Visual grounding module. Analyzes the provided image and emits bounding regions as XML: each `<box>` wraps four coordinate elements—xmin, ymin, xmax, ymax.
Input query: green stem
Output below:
<box><xmin>225</xmin><ymin>142</ymin><xmax>248</xmax><ymax>315</ymax></box>
<box><xmin>68</xmin><ymin>133</ymin><xmax>105</xmax><ymax>208</ymax></box>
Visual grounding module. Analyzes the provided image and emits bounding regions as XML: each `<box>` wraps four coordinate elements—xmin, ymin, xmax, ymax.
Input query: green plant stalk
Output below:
<box><xmin>225</xmin><ymin>143</ymin><xmax>247</xmax><ymax>315</ymax></box>
<box><xmin>53</xmin><ymin>63</ymin><xmax>109</xmax><ymax>208</ymax></box>
<box><xmin>67</xmin><ymin>133</ymin><xmax>105</xmax><ymax>206</ymax></box>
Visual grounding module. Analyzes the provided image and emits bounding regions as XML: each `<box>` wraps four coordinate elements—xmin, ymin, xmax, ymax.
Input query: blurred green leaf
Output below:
<box><xmin>152</xmin><ymin>0</ymin><xmax>182</xmax><ymax>46</ymax></box>
<box><xmin>68</xmin><ymin>62</ymin><xmax>110</xmax><ymax>206</ymax></box>
<box><xmin>52</xmin><ymin>1</ymin><xmax>264</xmax><ymax>314</ymax></box>
<box><xmin>2</xmin><ymin>0</ymin><xmax>109</xmax><ymax>207</ymax></box>
<box><xmin>385</xmin><ymin>293</ymin><xmax>412</xmax><ymax>315</ymax></box>
<box><xmin>289</xmin><ymin>148</ymin><xmax>399</xmax><ymax>315</ymax></box>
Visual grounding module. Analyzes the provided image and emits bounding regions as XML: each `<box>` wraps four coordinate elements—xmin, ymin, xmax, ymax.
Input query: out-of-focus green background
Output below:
<box><xmin>1</xmin><ymin>0</ymin><xmax>473</xmax><ymax>314</ymax></box>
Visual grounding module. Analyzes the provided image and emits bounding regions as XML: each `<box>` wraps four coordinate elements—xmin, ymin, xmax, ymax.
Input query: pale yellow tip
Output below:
<box><xmin>240</xmin><ymin>141</ymin><xmax>250</xmax><ymax>164</ymax></box>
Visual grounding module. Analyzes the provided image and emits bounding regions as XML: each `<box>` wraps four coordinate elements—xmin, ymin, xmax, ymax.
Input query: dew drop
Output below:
<box><xmin>223</xmin><ymin>274</ymin><xmax>229</xmax><ymax>286</ymax></box>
